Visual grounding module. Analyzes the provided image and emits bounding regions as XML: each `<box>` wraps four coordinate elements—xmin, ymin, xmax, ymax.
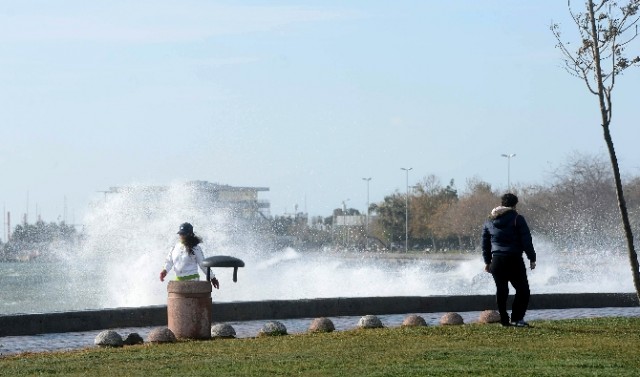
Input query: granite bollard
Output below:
<box><xmin>123</xmin><ymin>333</ymin><xmax>144</xmax><ymax>345</ymax></box>
<box><xmin>167</xmin><ymin>281</ymin><xmax>212</xmax><ymax>340</ymax></box>
<box><xmin>358</xmin><ymin>315</ymin><xmax>384</xmax><ymax>329</ymax></box>
<box><xmin>147</xmin><ymin>327</ymin><xmax>177</xmax><ymax>343</ymax></box>
<box><xmin>478</xmin><ymin>310</ymin><xmax>501</xmax><ymax>324</ymax></box>
<box><xmin>440</xmin><ymin>312</ymin><xmax>464</xmax><ymax>325</ymax></box>
<box><xmin>259</xmin><ymin>321</ymin><xmax>288</xmax><ymax>336</ymax></box>
<box><xmin>402</xmin><ymin>314</ymin><xmax>427</xmax><ymax>327</ymax></box>
<box><xmin>308</xmin><ymin>317</ymin><xmax>335</xmax><ymax>333</ymax></box>
<box><xmin>211</xmin><ymin>323</ymin><xmax>236</xmax><ymax>339</ymax></box>
<box><xmin>94</xmin><ymin>330</ymin><xmax>123</xmax><ymax>348</ymax></box>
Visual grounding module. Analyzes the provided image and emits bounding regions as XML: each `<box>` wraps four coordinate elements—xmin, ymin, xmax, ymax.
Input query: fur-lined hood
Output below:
<box><xmin>489</xmin><ymin>206</ymin><xmax>515</xmax><ymax>219</ymax></box>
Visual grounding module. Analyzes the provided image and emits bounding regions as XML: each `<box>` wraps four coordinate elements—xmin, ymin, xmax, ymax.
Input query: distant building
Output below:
<box><xmin>104</xmin><ymin>180</ymin><xmax>270</xmax><ymax>220</ymax></box>
<box><xmin>334</xmin><ymin>215</ymin><xmax>366</xmax><ymax>227</ymax></box>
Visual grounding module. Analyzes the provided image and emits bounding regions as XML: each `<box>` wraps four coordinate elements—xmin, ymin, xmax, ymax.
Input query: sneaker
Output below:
<box><xmin>511</xmin><ymin>320</ymin><xmax>530</xmax><ymax>327</ymax></box>
<box><xmin>500</xmin><ymin>322</ymin><xmax>512</xmax><ymax>327</ymax></box>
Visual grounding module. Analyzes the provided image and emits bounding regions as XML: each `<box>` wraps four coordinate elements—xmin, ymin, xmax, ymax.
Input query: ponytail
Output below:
<box><xmin>181</xmin><ymin>234</ymin><xmax>202</xmax><ymax>254</ymax></box>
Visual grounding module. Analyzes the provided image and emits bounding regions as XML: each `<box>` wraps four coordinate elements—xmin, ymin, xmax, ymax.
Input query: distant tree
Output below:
<box><xmin>623</xmin><ymin>176</ymin><xmax>640</xmax><ymax>236</ymax></box>
<box><xmin>410</xmin><ymin>176</ymin><xmax>458</xmax><ymax>250</ymax></box>
<box><xmin>10</xmin><ymin>221</ymin><xmax>76</xmax><ymax>245</ymax></box>
<box><xmin>332</xmin><ymin>208</ymin><xmax>361</xmax><ymax>216</ymax></box>
<box><xmin>435</xmin><ymin>180</ymin><xmax>459</xmax><ymax>240</ymax></box>
<box><xmin>430</xmin><ymin>183</ymin><xmax>461</xmax><ymax>249</ymax></box>
<box><xmin>271</xmin><ymin>216</ymin><xmax>294</xmax><ymax>236</ymax></box>
<box><xmin>524</xmin><ymin>153</ymin><xmax>619</xmax><ymax>249</ymax></box>
<box><xmin>552</xmin><ymin>0</ymin><xmax>640</xmax><ymax>299</ymax></box>
<box><xmin>370</xmin><ymin>193</ymin><xmax>406</xmax><ymax>246</ymax></box>
<box><xmin>310</xmin><ymin>216</ymin><xmax>324</xmax><ymax>227</ymax></box>
<box><xmin>448</xmin><ymin>178</ymin><xmax>499</xmax><ymax>250</ymax></box>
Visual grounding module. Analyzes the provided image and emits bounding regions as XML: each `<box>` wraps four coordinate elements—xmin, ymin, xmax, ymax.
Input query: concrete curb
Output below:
<box><xmin>1</xmin><ymin>293</ymin><xmax>637</xmax><ymax>337</ymax></box>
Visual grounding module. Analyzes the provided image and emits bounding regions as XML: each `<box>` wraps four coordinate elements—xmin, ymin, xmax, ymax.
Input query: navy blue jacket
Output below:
<box><xmin>482</xmin><ymin>209</ymin><xmax>536</xmax><ymax>265</ymax></box>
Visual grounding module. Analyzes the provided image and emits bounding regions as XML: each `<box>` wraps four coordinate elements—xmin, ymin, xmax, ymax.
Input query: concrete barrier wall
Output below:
<box><xmin>1</xmin><ymin>293</ymin><xmax>637</xmax><ymax>337</ymax></box>
<box><xmin>0</xmin><ymin>306</ymin><xmax>167</xmax><ymax>337</ymax></box>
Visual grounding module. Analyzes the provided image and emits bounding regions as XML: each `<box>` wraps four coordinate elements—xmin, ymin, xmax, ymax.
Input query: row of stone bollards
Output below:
<box><xmin>247</xmin><ymin>310</ymin><xmax>501</xmax><ymax>336</ymax></box>
<box><xmin>94</xmin><ymin>328</ymin><xmax>175</xmax><ymax>347</ymax></box>
<box><xmin>94</xmin><ymin>267</ymin><xmax>504</xmax><ymax>348</ymax></box>
<box><xmin>94</xmin><ymin>310</ymin><xmax>502</xmax><ymax>348</ymax></box>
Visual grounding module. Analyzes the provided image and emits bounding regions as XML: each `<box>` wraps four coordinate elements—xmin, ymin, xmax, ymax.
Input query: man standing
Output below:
<box><xmin>482</xmin><ymin>193</ymin><xmax>536</xmax><ymax>327</ymax></box>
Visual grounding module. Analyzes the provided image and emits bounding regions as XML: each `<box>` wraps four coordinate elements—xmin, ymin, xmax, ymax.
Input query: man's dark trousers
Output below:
<box><xmin>490</xmin><ymin>254</ymin><xmax>530</xmax><ymax>324</ymax></box>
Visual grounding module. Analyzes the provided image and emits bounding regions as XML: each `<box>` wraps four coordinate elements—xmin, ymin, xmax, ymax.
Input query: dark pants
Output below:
<box><xmin>490</xmin><ymin>255</ymin><xmax>530</xmax><ymax>324</ymax></box>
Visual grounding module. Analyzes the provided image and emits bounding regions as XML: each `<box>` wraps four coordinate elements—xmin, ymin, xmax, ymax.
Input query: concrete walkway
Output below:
<box><xmin>2</xmin><ymin>307</ymin><xmax>639</xmax><ymax>357</ymax></box>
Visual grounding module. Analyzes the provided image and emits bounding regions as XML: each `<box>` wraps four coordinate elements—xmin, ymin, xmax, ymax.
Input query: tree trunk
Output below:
<box><xmin>587</xmin><ymin>0</ymin><xmax>640</xmax><ymax>301</ymax></box>
<box><xmin>602</xmin><ymin>125</ymin><xmax>640</xmax><ymax>301</ymax></box>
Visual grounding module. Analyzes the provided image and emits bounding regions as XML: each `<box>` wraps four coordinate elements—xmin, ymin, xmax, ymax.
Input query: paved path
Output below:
<box><xmin>2</xmin><ymin>307</ymin><xmax>639</xmax><ymax>357</ymax></box>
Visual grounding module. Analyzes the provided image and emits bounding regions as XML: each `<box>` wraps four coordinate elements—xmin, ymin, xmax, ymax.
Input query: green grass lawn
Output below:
<box><xmin>2</xmin><ymin>317</ymin><xmax>639</xmax><ymax>377</ymax></box>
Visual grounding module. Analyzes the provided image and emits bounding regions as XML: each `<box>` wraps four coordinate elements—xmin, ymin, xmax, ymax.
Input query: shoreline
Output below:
<box><xmin>2</xmin><ymin>307</ymin><xmax>640</xmax><ymax>357</ymax></box>
<box><xmin>1</xmin><ymin>293</ymin><xmax>638</xmax><ymax>337</ymax></box>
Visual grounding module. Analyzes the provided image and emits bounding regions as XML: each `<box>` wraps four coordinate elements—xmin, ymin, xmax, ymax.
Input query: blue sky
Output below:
<box><xmin>1</xmin><ymin>1</ymin><xmax>638</xmax><ymax>227</ymax></box>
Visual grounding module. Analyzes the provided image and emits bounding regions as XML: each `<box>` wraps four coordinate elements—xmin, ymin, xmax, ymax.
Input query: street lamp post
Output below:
<box><xmin>342</xmin><ymin>199</ymin><xmax>350</xmax><ymax>247</ymax></box>
<box><xmin>401</xmin><ymin>167</ymin><xmax>413</xmax><ymax>253</ymax></box>
<box><xmin>501</xmin><ymin>154</ymin><xmax>516</xmax><ymax>192</ymax></box>
<box><xmin>362</xmin><ymin>177</ymin><xmax>372</xmax><ymax>251</ymax></box>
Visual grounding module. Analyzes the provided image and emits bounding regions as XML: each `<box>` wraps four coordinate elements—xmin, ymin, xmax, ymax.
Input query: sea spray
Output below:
<box><xmin>0</xmin><ymin>181</ymin><xmax>635</xmax><ymax>315</ymax></box>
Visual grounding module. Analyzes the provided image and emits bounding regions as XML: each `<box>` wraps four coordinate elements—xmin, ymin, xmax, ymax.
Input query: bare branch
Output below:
<box><xmin>568</xmin><ymin>0</ymin><xmax>591</xmax><ymax>40</ymax></box>
<box><xmin>581</xmin><ymin>65</ymin><xmax>600</xmax><ymax>94</ymax></box>
<box><xmin>595</xmin><ymin>0</ymin><xmax>610</xmax><ymax>13</ymax></box>
<box><xmin>618</xmin><ymin>2</ymin><xmax>640</xmax><ymax>33</ymax></box>
<box><xmin>551</xmin><ymin>22</ymin><xmax>581</xmax><ymax>64</ymax></box>
<box><xmin>610</xmin><ymin>15</ymin><xmax>618</xmax><ymax>88</ymax></box>
<box><xmin>605</xmin><ymin>87</ymin><xmax>613</xmax><ymax>124</ymax></box>
<box><xmin>619</xmin><ymin>16</ymin><xmax>639</xmax><ymax>33</ymax></box>
<box><xmin>554</xmin><ymin>0</ymin><xmax>640</xmax><ymax>95</ymax></box>
<box><xmin>617</xmin><ymin>26</ymin><xmax>639</xmax><ymax>46</ymax></box>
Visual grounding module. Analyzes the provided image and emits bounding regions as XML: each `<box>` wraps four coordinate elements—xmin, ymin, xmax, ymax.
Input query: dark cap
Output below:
<box><xmin>177</xmin><ymin>222</ymin><xmax>194</xmax><ymax>235</ymax></box>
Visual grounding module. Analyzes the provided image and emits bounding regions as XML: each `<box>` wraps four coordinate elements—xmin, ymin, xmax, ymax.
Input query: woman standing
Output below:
<box><xmin>160</xmin><ymin>222</ymin><xmax>219</xmax><ymax>289</ymax></box>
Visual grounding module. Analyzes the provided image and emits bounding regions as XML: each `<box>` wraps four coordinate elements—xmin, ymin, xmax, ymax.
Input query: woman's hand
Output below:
<box><xmin>160</xmin><ymin>269</ymin><xmax>167</xmax><ymax>282</ymax></box>
<box><xmin>211</xmin><ymin>277</ymin><xmax>220</xmax><ymax>289</ymax></box>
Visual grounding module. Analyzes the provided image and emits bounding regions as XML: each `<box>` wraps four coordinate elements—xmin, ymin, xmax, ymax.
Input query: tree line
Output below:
<box><xmin>3</xmin><ymin>153</ymin><xmax>635</xmax><ymax>257</ymax></box>
<box><xmin>0</xmin><ymin>221</ymin><xmax>77</xmax><ymax>261</ymax></box>
<box><xmin>369</xmin><ymin>153</ymin><xmax>640</xmax><ymax>252</ymax></box>
<box><xmin>267</xmin><ymin>153</ymin><xmax>640</xmax><ymax>253</ymax></box>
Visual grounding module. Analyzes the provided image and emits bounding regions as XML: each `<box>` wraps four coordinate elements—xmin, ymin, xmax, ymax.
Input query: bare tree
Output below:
<box><xmin>450</xmin><ymin>178</ymin><xmax>499</xmax><ymax>250</ymax></box>
<box><xmin>552</xmin><ymin>0</ymin><xmax>640</xmax><ymax>299</ymax></box>
<box><xmin>524</xmin><ymin>153</ymin><xmax>621</xmax><ymax>250</ymax></box>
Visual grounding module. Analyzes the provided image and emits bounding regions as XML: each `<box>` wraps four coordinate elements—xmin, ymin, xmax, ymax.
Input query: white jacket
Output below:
<box><xmin>163</xmin><ymin>243</ymin><xmax>212</xmax><ymax>279</ymax></box>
